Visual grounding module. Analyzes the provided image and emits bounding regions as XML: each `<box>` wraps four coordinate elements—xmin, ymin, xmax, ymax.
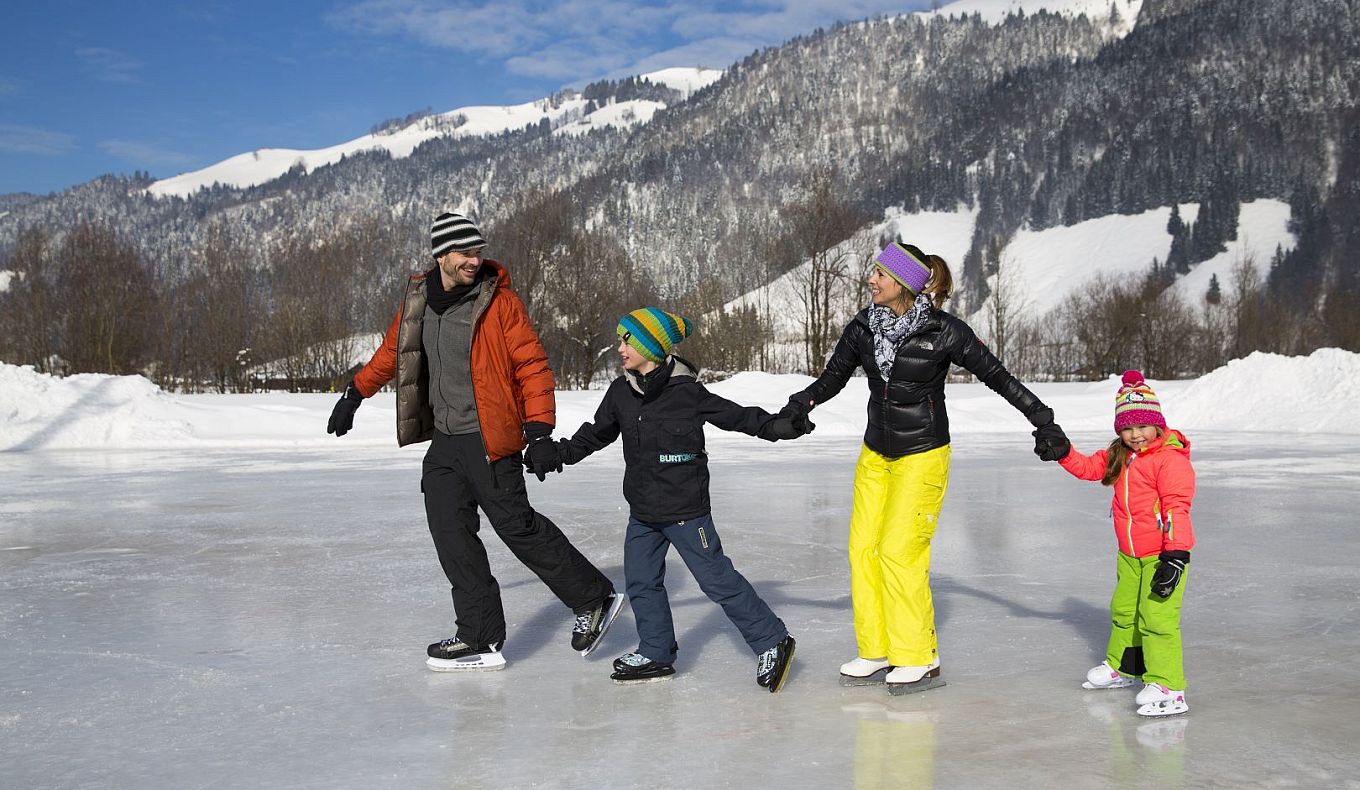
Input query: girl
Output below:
<box><xmin>1044</xmin><ymin>370</ymin><xmax>1195</xmax><ymax>717</ymax></box>
<box><xmin>781</xmin><ymin>241</ymin><xmax>1060</xmax><ymax>695</ymax></box>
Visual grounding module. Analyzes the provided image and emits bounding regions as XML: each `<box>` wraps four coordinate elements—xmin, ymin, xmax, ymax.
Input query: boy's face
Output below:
<box><xmin>618</xmin><ymin>337</ymin><xmax>656</xmax><ymax>373</ymax></box>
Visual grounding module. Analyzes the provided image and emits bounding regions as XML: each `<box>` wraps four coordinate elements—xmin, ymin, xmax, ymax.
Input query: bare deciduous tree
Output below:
<box><xmin>0</xmin><ymin>226</ymin><xmax>58</xmax><ymax>372</ymax></box>
<box><xmin>783</xmin><ymin>168</ymin><xmax>860</xmax><ymax>374</ymax></box>
<box><xmin>56</xmin><ymin>223</ymin><xmax>155</xmax><ymax>375</ymax></box>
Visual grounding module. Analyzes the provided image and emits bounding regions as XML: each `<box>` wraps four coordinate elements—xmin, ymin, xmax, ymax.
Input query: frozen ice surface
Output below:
<box><xmin>4</xmin><ymin>430</ymin><xmax>1360</xmax><ymax>789</ymax></box>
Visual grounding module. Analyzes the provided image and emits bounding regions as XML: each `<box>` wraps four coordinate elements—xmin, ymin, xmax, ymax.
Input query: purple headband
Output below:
<box><xmin>875</xmin><ymin>242</ymin><xmax>932</xmax><ymax>295</ymax></box>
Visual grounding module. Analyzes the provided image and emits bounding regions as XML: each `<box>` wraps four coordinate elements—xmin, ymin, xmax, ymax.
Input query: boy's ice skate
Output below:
<box><xmin>756</xmin><ymin>635</ymin><xmax>796</xmax><ymax>693</ymax></box>
<box><xmin>839</xmin><ymin>656</ymin><xmax>891</xmax><ymax>687</ymax></box>
<box><xmin>610</xmin><ymin>652</ymin><xmax>675</xmax><ymax>684</ymax></box>
<box><xmin>1082</xmin><ymin>661</ymin><xmax>1137</xmax><ymax>689</ymax></box>
<box><xmin>1136</xmin><ymin>683</ymin><xmax>1188</xmax><ymax>717</ymax></box>
<box><xmin>572</xmin><ymin>592</ymin><xmax>626</xmax><ymax>656</ymax></box>
<box><xmin>425</xmin><ymin>638</ymin><xmax>506</xmax><ymax>672</ymax></box>
<box><xmin>886</xmin><ymin>659</ymin><xmax>946</xmax><ymax>696</ymax></box>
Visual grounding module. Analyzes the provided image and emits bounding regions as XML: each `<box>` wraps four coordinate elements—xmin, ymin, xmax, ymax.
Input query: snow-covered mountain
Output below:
<box><xmin>146</xmin><ymin>68</ymin><xmax>723</xmax><ymax>199</ymax></box>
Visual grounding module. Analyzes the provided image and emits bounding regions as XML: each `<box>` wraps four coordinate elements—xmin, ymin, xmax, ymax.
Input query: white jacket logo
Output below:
<box><xmin>658</xmin><ymin>453</ymin><xmax>698</xmax><ymax>463</ymax></box>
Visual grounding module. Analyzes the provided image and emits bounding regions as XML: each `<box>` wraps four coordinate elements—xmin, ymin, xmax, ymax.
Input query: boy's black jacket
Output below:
<box><xmin>559</xmin><ymin>356</ymin><xmax>781</xmax><ymax>523</ymax></box>
<box><xmin>794</xmin><ymin>307</ymin><xmax>1048</xmax><ymax>458</ymax></box>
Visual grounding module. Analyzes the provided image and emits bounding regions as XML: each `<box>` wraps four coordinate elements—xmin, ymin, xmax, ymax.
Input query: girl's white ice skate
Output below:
<box><xmin>1136</xmin><ymin>683</ymin><xmax>1188</xmax><ymax>716</ymax></box>
<box><xmin>1082</xmin><ymin>661</ymin><xmax>1137</xmax><ymax>689</ymax></box>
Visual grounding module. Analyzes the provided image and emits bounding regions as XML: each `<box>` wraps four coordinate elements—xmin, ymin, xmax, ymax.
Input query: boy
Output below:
<box><xmin>541</xmin><ymin>308</ymin><xmax>811</xmax><ymax>692</ymax></box>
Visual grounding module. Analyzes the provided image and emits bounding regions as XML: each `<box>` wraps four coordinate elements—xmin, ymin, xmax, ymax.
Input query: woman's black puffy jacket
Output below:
<box><xmin>794</xmin><ymin>307</ymin><xmax>1051</xmax><ymax>458</ymax></box>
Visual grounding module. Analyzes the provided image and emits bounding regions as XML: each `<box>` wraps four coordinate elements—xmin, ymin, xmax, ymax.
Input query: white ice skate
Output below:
<box><xmin>839</xmin><ymin>657</ymin><xmax>891</xmax><ymax>687</ymax></box>
<box><xmin>1136</xmin><ymin>683</ymin><xmax>1188</xmax><ymax>717</ymax></box>
<box><xmin>1082</xmin><ymin>661</ymin><xmax>1137</xmax><ymax>690</ymax></box>
<box><xmin>886</xmin><ymin>659</ymin><xmax>945</xmax><ymax>696</ymax></box>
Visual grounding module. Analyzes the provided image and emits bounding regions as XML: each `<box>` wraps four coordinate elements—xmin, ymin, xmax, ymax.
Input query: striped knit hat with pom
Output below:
<box><xmin>1113</xmin><ymin>370</ymin><xmax>1167</xmax><ymax>432</ymax></box>
<box><xmin>617</xmin><ymin>307</ymin><xmax>693</xmax><ymax>364</ymax></box>
<box><xmin>875</xmin><ymin>241</ymin><xmax>932</xmax><ymax>296</ymax></box>
<box><xmin>431</xmin><ymin>212</ymin><xmax>486</xmax><ymax>258</ymax></box>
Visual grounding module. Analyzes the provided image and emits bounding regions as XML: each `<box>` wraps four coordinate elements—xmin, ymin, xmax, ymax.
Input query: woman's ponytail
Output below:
<box><xmin>923</xmin><ymin>255</ymin><xmax>953</xmax><ymax>309</ymax></box>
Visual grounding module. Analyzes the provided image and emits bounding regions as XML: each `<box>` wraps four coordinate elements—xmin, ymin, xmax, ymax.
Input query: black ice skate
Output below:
<box><xmin>610</xmin><ymin>652</ymin><xmax>675</xmax><ymax>684</ymax></box>
<box><xmin>572</xmin><ymin>592</ymin><xmax>626</xmax><ymax>656</ymax></box>
<box><xmin>425</xmin><ymin>638</ymin><xmax>506</xmax><ymax>672</ymax></box>
<box><xmin>885</xmin><ymin>660</ymin><xmax>946</xmax><ymax>696</ymax></box>
<box><xmin>756</xmin><ymin>635</ymin><xmax>796</xmax><ymax>693</ymax></box>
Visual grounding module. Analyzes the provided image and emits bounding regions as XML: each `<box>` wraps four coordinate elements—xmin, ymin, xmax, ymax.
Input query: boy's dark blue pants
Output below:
<box><xmin>624</xmin><ymin>513</ymin><xmax>787</xmax><ymax>664</ymax></box>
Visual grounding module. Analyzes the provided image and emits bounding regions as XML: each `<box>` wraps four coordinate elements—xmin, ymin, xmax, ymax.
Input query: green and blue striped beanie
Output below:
<box><xmin>617</xmin><ymin>307</ymin><xmax>693</xmax><ymax>363</ymax></box>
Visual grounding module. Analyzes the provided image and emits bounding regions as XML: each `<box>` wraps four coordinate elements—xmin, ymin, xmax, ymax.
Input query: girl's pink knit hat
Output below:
<box><xmin>1113</xmin><ymin>370</ymin><xmax>1166</xmax><ymax>432</ymax></box>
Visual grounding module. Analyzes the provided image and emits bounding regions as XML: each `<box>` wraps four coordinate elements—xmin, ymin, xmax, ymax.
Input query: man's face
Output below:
<box><xmin>438</xmin><ymin>248</ymin><xmax>484</xmax><ymax>286</ymax></box>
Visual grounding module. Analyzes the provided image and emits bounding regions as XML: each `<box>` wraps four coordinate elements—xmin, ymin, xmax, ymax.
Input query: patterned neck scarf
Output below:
<box><xmin>867</xmin><ymin>293</ymin><xmax>933</xmax><ymax>380</ymax></box>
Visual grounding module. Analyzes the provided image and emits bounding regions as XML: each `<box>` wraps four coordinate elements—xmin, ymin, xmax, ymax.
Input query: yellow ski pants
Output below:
<box><xmin>849</xmin><ymin>443</ymin><xmax>952</xmax><ymax>666</ymax></box>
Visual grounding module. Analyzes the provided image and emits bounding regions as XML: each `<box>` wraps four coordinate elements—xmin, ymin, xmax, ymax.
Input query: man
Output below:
<box><xmin>327</xmin><ymin>211</ymin><xmax>622</xmax><ymax>672</ymax></box>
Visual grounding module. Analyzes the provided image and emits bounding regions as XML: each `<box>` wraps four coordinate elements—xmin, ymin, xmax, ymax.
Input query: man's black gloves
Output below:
<box><xmin>778</xmin><ymin>393</ymin><xmax>815</xmax><ymax>420</ymax></box>
<box><xmin>760</xmin><ymin>412</ymin><xmax>816</xmax><ymax>441</ymax></box>
<box><xmin>327</xmin><ymin>382</ymin><xmax>363</xmax><ymax>437</ymax></box>
<box><xmin>1032</xmin><ymin>422</ymin><xmax>1071</xmax><ymax>462</ymax></box>
<box><xmin>523</xmin><ymin>421</ymin><xmax>563</xmax><ymax>481</ymax></box>
<box><xmin>1150</xmin><ymin>551</ymin><xmax>1190</xmax><ymax>598</ymax></box>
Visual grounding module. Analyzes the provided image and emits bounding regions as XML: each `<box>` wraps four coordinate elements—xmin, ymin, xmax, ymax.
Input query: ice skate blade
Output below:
<box><xmin>886</xmin><ymin>676</ymin><xmax>947</xmax><ymax>696</ymax></box>
<box><xmin>426</xmin><ymin>655</ymin><xmax>506</xmax><ymax>672</ymax></box>
<box><xmin>612</xmin><ymin>674</ymin><xmax>674</xmax><ymax>685</ymax></box>
<box><xmin>579</xmin><ymin>594</ymin><xmax>627</xmax><ymax>657</ymax></box>
<box><xmin>840</xmin><ymin>670</ymin><xmax>888</xmax><ymax>687</ymax></box>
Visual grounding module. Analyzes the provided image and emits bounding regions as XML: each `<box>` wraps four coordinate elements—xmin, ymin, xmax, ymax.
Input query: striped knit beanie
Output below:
<box><xmin>431</xmin><ymin>212</ymin><xmax>486</xmax><ymax>258</ymax></box>
<box><xmin>617</xmin><ymin>307</ymin><xmax>693</xmax><ymax>364</ymax></box>
<box><xmin>875</xmin><ymin>241</ymin><xmax>932</xmax><ymax>296</ymax></box>
<box><xmin>1113</xmin><ymin>370</ymin><xmax>1167</xmax><ymax>432</ymax></box>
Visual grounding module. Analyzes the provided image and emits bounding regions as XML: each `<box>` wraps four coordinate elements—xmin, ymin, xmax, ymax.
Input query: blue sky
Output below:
<box><xmin>0</xmin><ymin>0</ymin><xmax>933</xmax><ymax>196</ymax></box>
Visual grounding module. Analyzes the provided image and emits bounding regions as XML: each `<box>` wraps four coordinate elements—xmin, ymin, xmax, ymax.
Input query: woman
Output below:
<box><xmin>782</xmin><ymin>241</ymin><xmax>1063</xmax><ymax>694</ymax></box>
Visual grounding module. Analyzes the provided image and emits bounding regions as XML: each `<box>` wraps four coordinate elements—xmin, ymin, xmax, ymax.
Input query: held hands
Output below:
<box><xmin>778</xmin><ymin>393</ymin><xmax>815</xmax><ymax>420</ymax></box>
<box><xmin>761</xmin><ymin>412</ymin><xmax>816</xmax><ymax>441</ymax></box>
<box><xmin>1150</xmin><ymin>551</ymin><xmax>1190</xmax><ymax>598</ymax></box>
<box><xmin>326</xmin><ymin>382</ymin><xmax>363</xmax><ymax>437</ymax></box>
<box><xmin>1032</xmin><ymin>422</ymin><xmax>1071</xmax><ymax>462</ymax></box>
<box><xmin>522</xmin><ymin>421</ymin><xmax>563</xmax><ymax>481</ymax></box>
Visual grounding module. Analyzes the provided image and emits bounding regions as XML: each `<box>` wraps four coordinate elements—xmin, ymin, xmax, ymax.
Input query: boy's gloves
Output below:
<box><xmin>760</xmin><ymin>413</ymin><xmax>816</xmax><ymax>441</ymax></box>
<box><xmin>1032</xmin><ymin>422</ymin><xmax>1071</xmax><ymax>462</ymax></box>
<box><xmin>522</xmin><ymin>421</ymin><xmax>563</xmax><ymax>481</ymax></box>
<box><xmin>778</xmin><ymin>393</ymin><xmax>815</xmax><ymax>420</ymax></box>
<box><xmin>1150</xmin><ymin>550</ymin><xmax>1190</xmax><ymax>598</ymax></box>
<box><xmin>326</xmin><ymin>382</ymin><xmax>363</xmax><ymax>437</ymax></box>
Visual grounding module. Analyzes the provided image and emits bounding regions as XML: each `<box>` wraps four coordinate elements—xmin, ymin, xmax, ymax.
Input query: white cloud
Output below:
<box><xmin>98</xmin><ymin>139</ymin><xmax>195</xmax><ymax>167</ymax></box>
<box><xmin>328</xmin><ymin>0</ymin><xmax>932</xmax><ymax>87</ymax></box>
<box><xmin>0</xmin><ymin>123</ymin><xmax>76</xmax><ymax>155</ymax></box>
<box><xmin>76</xmin><ymin>47</ymin><xmax>144</xmax><ymax>84</ymax></box>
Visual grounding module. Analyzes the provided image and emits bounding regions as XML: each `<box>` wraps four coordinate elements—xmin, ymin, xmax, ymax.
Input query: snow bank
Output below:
<box><xmin>3</xmin><ymin>349</ymin><xmax>1358</xmax><ymax>451</ymax></box>
<box><xmin>1173</xmin><ymin>348</ymin><xmax>1360</xmax><ymax>433</ymax></box>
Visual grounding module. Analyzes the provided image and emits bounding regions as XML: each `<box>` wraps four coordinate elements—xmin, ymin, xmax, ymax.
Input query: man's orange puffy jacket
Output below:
<box><xmin>1058</xmin><ymin>428</ymin><xmax>1196</xmax><ymax>557</ymax></box>
<box><xmin>352</xmin><ymin>259</ymin><xmax>555</xmax><ymax>460</ymax></box>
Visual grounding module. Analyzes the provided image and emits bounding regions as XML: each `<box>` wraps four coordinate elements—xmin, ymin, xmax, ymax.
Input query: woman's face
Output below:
<box><xmin>867</xmin><ymin>265</ymin><xmax>906</xmax><ymax>309</ymax></box>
